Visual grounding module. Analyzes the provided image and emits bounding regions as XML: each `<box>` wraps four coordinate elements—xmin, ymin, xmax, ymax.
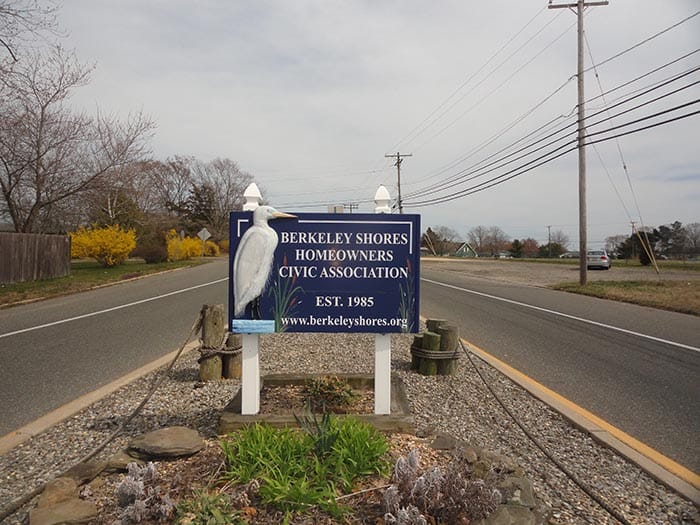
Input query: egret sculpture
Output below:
<box><xmin>233</xmin><ymin>205</ymin><xmax>296</xmax><ymax>318</ymax></box>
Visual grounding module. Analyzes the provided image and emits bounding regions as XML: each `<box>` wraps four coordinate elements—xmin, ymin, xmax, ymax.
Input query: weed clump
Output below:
<box><xmin>302</xmin><ymin>375</ymin><xmax>359</xmax><ymax>412</ymax></box>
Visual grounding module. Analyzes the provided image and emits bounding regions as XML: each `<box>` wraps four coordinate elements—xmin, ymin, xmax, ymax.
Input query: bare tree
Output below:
<box><xmin>0</xmin><ymin>0</ymin><xmax>59</xmax><ymax>62</ymax></box>
<box><xmin>550</xmin><ymin>229</ymin><xmax>570</xmax><ymax>250</ymax></box>
<box><xmin>467</xmin><ymin>225</ymin><xmax>489</xmax><ymax>254</ymax></box>
<box><xmin>0</xmin><ymin>46</ymin><xmax>154</xmax><ymax>232</ymax></box>
<box><xmin>192</xmin><ymin>157</ymin><xmax>253</xmax><ymax>238</ymax></box>
<box><xmin>685</xmin><ymin>222</ymin><xmax>700</xmax><ymax>256</ymax></box>
<box><xmin>605</xmin><ymin>234</ymin><xmax>626</xmax><ymax>256</ymax></box>
<box><xmin>486</xmin><ymin>226</ymin><xmax>510</xmax><ymax>255</ymax></box>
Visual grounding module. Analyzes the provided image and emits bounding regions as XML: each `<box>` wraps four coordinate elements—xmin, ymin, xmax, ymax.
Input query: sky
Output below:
<box><xmin>56</xmin><ymin>0</ymin><xmax>699</xmax><ymax>248</ymax></box>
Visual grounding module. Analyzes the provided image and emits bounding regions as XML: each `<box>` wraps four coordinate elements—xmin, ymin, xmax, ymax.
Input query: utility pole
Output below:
<box><xmin>547</xmin><ymin>225</ymin><xmax>552</xmax><ymax>258</ymax></box>
<box><xmin>630</xmin><ymin>220</ymin><xmax>637</xmax><ymax>259</ymax></box>
<box><xmin>549</xmin><ymin>0</ymin><xmax>607</xmax><ymax>285</ymax></box>
<box><xmin>385</xmin><ymin>152</ymin><xmax>412</xmax><ymax>214</ymax></box>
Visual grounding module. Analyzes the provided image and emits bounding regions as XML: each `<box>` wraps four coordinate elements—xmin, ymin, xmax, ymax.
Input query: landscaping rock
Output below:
<box><xmin>104</xmin><ymin>450</ymin><xmax>144</xmax><ymax>472</ymax></box>
<box><xmin>501</xmin><ymin>476</ymin><xmax>536</xmax><ymax>509</ymax></box>
<box><xmin>29</xmin><ymin>499</ymin><xmax>97</xmax><ymax>525</ymax></box>
<box><xmin>62</xmin><ymin>460</ymin><xmax>106</xmax><ymax>485</ymax></box>
<box><xmin>127</xmin><ymin>426</ymin><xmax>204</xmax><ymax>460</ymax></box>
<box><xmin>476</xmin><ymin>504</ymin><xmax>536</xmax><ymax>525</ymax></box>
<box><xmin>36</xmin><ymin>477</ymin><xmax>78</xmax><ymax>508</ymax></box>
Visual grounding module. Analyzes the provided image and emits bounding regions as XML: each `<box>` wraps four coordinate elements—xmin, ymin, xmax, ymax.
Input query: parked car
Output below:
<box><xmin>586</xmin><ymin>249</ymin><xmax>611</xmax><ymax>270</ymax></box>
<box><xmin>559</xmin><ymin>252</ymin><xmax>579</xmax><ymax>259</ymax></box>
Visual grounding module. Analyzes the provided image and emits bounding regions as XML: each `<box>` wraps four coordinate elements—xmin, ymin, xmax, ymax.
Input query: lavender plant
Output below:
<box><xmin>115</xmin><ymin>462</ymin><xmax>176</xmax><ymax>524</ymax></box>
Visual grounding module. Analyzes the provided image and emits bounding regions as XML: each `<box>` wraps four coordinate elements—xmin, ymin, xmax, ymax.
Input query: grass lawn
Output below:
<box><xmin>0</xmin><ymin>258</ymin><xmax>209</xmax><ymax>306</ymax></box>
<box><xmin>552</xmin><ymin>280</ymin><xmax>700</xmax><ymax>316</ymax></box>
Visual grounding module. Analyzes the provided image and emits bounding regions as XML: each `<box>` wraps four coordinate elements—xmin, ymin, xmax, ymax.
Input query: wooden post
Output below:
<box><xmin>222</xmin><ymin>333</ymin><xmax>242</xmax><ymax>379</ymax></box>
<box><xmin>426</xmin><ymin>319</ymin><xmax>446</xmax><ymax>333</ymax></box>
<box><xmin>198</xmin><ymin>304</ymin><xmax>224</xmax><ymax>381</ymax></box>
<box><xmin>438</xmin><ymin>324</ymin><xmax>459</xmax><ymax>352</ymax></box>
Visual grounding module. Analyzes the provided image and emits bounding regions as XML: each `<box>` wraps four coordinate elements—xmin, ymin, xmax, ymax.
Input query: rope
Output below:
<box><xmin>197</xmin><ymin>333</ymin><xmax>242</xmax><ymax>363</ymax></box>
<box><xmin>0</xmin><ymin>310</ymin><xmax>205</xmax><ymax>523</ymax></box>
<box><xmin>459</xmin><ymin>340</ymin><xmax>632</xmax><ymax>525</ymax></box>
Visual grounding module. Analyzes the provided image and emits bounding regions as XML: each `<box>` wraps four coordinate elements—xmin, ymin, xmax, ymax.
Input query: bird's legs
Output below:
<box><xmin>252</xmin><ymin>296</ymin><xmax>262</xmax><ymax>320</ymax></box>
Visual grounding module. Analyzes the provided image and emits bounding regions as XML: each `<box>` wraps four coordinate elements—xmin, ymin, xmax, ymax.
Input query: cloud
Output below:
<box><xmin>55</xmin><ymin>0</ymin><xmax>700</xmax><ymax>244</ymax></box>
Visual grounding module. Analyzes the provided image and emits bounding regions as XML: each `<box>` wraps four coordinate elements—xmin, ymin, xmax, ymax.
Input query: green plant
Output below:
<box><xmin>176</xmin><ymin>489</ymin><xmax>243</xmax><ymax>524</ymax></box>
<box><xmin>220</xmin><ymin>418</ymin><xmax>390</xmax><ymax>519</ymax></box>
<box><xmin>302</xmin><ymin>375</ymin><xmax>358</xmax><ymax>412</ymax></box>
<box><xmin>294</xmin><ymin>403</ymin><xmax>339</xmax><ymax>456</ymax></box>
<box><xmin>331</xmin><ymin>417</ymin><xmax>391</xmax><ymax>490</ymax></box>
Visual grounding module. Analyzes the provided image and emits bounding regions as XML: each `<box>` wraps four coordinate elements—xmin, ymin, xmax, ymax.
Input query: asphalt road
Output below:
<box><xmin>420</xmin><ymin>260</ymin><xmax>700</xmax><ymax>472</ymax></box>
<box><xmin>0</xmin><ymin>259</ymin><xmax>230</xmax><ymax>436</ymax></box>
<box><xmin>1</xmin><ymin>257</ymin><xmax>698</xmax><ymax>473</ymax></box>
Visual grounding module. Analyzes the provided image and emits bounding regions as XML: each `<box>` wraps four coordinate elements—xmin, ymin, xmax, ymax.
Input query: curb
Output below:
<box><xmin>0</xmin><ymin>341</ymin><xmax>200</xmax><ymax>455</ymax></box>
<box><xmin>462</xmin><ymin>338</ymin><xmax>700</xmax><ymax>505</ymax></box>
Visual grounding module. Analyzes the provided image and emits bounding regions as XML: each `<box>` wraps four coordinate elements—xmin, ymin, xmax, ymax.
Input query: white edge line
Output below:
<box><xmin>422</xmin><ymin>277</ymin><xmax>700</xmax><ymax>353</ymax></box>
<box><xmin>0</xmin><ymin>278</ymin><xmax>229</xmax><ymax>340</ymax></box>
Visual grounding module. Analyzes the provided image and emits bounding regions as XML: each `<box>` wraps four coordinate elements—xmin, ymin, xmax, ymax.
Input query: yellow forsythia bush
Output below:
<box><xmin>70</xmin><ymin>225</ymin><xmax>137</xmax><ymax>267</ymax></box>
<box><xmin>166</xmin><ymin>230</ymin><xmax>206</xmax><ymax>261</ymax></box>
<box><xmin>218</xmin><ymin>239</ymin><xmax>229</xmax><ymax>253</ymax></box>
<box><xmin>204</xmin><ymin>240</ymin><xmax>220</xmax><ymax>256</ymax></box>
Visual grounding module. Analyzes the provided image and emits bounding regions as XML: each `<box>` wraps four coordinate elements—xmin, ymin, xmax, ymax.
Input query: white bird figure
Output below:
<box><xmin>233</xmin><ymin>205</ymin><xmax>296</xmax><ymax>318</ymax></box>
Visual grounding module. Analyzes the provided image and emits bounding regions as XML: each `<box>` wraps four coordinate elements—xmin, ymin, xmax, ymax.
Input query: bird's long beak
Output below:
<box><xmin>273</xmin><ymin>212</ymin><xmax>297</xmax><ymax>219</ymax></box>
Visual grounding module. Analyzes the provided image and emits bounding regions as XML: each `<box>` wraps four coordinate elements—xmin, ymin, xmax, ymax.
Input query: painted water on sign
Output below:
<box><xmin>229</xmin><ymin>212</ymin><xmax>420</xmax><ymax>334</ymax></box>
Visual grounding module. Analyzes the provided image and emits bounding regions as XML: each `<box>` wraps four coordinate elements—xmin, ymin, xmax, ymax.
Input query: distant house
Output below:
<box><xmin>454</xmin><ymin>241</ymin><xmax>478</xmax><ymax>258</ymax></box>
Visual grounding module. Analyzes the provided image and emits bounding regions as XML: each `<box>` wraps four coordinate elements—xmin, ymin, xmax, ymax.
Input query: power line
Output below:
<box><xmin>402</xmin><ymin>102</ymin><xmax>699</xmax><ymax>207</ymax></box>
<box><xmin>400</xmin><ymin>10</ymin><xmax>700</xmax><ymax>193</ymax></box>
<box><xmin>387</xmin><ymin>3</ymin><xmax>549</xmax><ymax>152</ymax></box>
<box><xmin>403</xmin><ymin>68</ymin><xmax>699</xmax><ymax>201</ymax></box>
<box><xmin>403</xmin><ymin>50</ymin><xmax>699</xmax><ymax>199</ymax></box>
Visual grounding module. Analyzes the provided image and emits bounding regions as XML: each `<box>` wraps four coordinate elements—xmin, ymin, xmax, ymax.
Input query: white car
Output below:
<box><xmin>586</xmin><ymin>250</ymin><xmax>611</xmax><ymax>270</ymax></box>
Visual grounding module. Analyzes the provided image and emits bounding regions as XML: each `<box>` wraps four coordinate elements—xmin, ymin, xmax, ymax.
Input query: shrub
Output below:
<box><xmin>218</xmin><ymin>239</ymin><xmax>230</xmax><ymax>253</ymax></box>
<box><xmin>204</xmin><ymin>240</ymin><xmax>220</xmax><ymax>256</ymax></box>
<box><xmin>70</xmin><ymin>224</ymin><xmax>136</xmax><ymax>267</ymax></box>
<box><xmin>133</xmin><ymin>231</ymin><xmax>168</xmax><ymax>264</ymax></box>
<box><xmin>166</xmin><ymin>230</ymin><xmax>203</xmax><ymax>261</ymax></box>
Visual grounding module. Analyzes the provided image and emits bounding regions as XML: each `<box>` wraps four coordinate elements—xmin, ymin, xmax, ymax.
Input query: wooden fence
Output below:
<box><xmin>0</xmin><ymin>232</ymin><xmax>71</xmax><ymax>284</ymax></box>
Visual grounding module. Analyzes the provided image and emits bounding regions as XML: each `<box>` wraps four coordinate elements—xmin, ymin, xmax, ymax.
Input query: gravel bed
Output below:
<box><xmin>0</xmin><ymin>331</ymin><xmax>698</xmax><ymax>524</ymax></box>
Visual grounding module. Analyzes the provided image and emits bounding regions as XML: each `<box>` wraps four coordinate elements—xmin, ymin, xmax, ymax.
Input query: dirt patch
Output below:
<box><xmin>259</xmin><ymin>384</ymin><xmax>374</xmax><ymax>415</ymax></box>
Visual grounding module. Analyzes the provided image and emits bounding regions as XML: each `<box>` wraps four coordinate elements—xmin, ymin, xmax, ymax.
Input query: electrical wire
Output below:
<box><xmin>582</xmin><ymin>10</ymin><xmax>700</xmax><ymax>75</ymax></box>
<box><xmin>387</xmin><ymin>3</ymin><xmax>549</xmax><ymax>152</ymax></box>
<box><xmin>412</xmin><ymin>17</ymin><xmax>578</xmax><ymax>153</ymax></box>
<box><xmin>403</xmin><ymin>69</ymin><xmax>699</xmax><ymax>202</ymax></box>
<box><xmin>403</xmin><ymin>103</ymin><xmax>699</xmax><ymax>207</ymax></box>
<box><xmin>404</xmin><ymin>62</ymin><xmax>699</xmax><ymax>201</ymax></box>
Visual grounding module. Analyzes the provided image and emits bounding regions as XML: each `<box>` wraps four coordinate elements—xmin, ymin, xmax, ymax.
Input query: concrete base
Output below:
<box><xmin>218</xmin><ymin>373</ymin><xmax>414</xmax><ymax>434</ymax></box>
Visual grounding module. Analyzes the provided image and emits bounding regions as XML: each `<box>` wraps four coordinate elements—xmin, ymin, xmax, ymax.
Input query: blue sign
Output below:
<box><xmin>229</xmin><ymin>209</ymin><xmax>420</xmax><ymax>333</ymax></box>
